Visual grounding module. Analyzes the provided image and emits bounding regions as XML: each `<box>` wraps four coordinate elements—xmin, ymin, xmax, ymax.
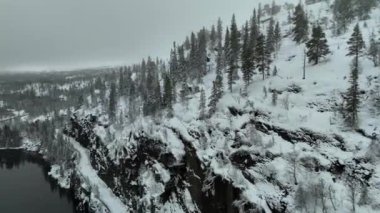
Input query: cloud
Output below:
<box><xmin>0</xmin><ymin>0</ymin><xmax>262</xmax><ymax>72</ymax></box>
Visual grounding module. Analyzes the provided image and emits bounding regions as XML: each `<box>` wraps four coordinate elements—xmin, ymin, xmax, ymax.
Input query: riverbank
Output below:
<box><xmin>0</xmin><ymin>140</ymin><xmax>89</xmax><ymax>213</ymax></box>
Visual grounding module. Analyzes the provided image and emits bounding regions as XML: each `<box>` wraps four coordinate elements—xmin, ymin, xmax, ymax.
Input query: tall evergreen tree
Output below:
<box><xmin>306</xmin><ymin>25</ymin><xmax>330</xmax><ymax>65</ymax></box>
<box><xmin>163</xmin><ymin>73</ymin><xmax>173</xmax><ymax>109</ymax></box>
<box><xmin>189</xmin><ymin>32</ymin><xmax>198</xmax><ymax>80</ymax></box>
<box><xmin>210</xmin><ymin>25</ymin><xmax>217</xmax><ymax>51</ymax></box>
<box><xmin>241</xmin><ymin>22</ymin><xmax>254</xmax><ymax>91</ymax></box>
<box><xmin>217</xmin><ymin>18</ymin><xmax>223</xmax><ymax>45</ymax></box>
<box><xmin>177</xmin><ymin>45</ymin><xmax>187</xmax><ymax>82</ymax></box>
<box><xmin>197</xmin><ymin>28</ymin><xmax>208</xmax><ymax>81</ymax></box>
<box><xmin>249</xmin><ymin>10</ymin><xmax>259</xmax><ymax>71</ymax></box>
<box><xmin>229</xmin><ymin>14</ymin><xmax>240</xmax><ymax>81</ymax></box>
<box><xmin>292</xmin><ymin>3</ymin><xmax>309</xmax><ymax>43</ymax></box>
<box><xmin>266</xmin><ymin>18</ymin><xmax>276</xmax><ymax>54</ymax></box>
<box><xmin>255</xmin><ymin>34</ymin><xmax>271</xmax><ymax>80</ymax></box>
<box><xmin>274</xmin><ymin>21</ymin><xmax>282</xmax><ymax>53</ymax></box>
<box><xmin>118</xmin><ymin>67</ymin><xmax>125</xmax><ymax>96</ymax></box>
<box><xmin>169</xmin><ymin>43</ymin><xmax>178</xmax><ymax>81</ymax></box>
<box><xmin>344</xmin><ymin>24</ymin><xmax>365</xmax><ymax>128</ymax></box>
<box><xmin>109</xmin><ymin>82</ymin><xmax>117</xmax><ymax>121</ymax></box>
<box><xmin>227</xmin><ymin>14</ymin><xmax>240</xmax><ymax>92</ymax></box>
<box><xmin>347</xmin><ymin>24</ymin><xmax>366</xmax><ymax>61</ymax></box>
<box><xmin>208</xmin><ymin>74</ymin><xmax>223</xmax><ymax>116</ymax></box>
<box><xmin>199</xmin><ymin>89</ymin><xmax>206</xmax><ymax>120</ymax></box>
<box><xmin>368</xmin><ymin>34</ymin><xmax>379</xmax><ymax>67</ymax></box>
<box><xmin>224</xmin><ymin>27</ymin><xmax>231</xmax><ymax>72</ymax></box>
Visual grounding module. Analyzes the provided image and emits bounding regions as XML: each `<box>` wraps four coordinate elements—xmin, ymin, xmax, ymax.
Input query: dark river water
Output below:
<box><xmin>0</xmin><ymin>149</ymin><xmax>77</xmax><ymax>213</ymax></box>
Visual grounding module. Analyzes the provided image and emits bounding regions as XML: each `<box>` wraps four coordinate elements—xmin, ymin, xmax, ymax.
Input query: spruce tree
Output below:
<box><xmin>347</xmin><ymin>24</ymin><xmax>366</xmax><ymax>61</ymax></box>
<box><xmin>306</xmin><ymin>25</ymin><xmax>330</xmax><ymax>65</ymax></box>
<box><xmin>368</xmin><ymin>34</ymin><xmax>379</xmax><ymax>67</ymax></box>
<box><xmin>249</xmin><ymin>11</ymin><xmax>259</xmax><ymax>71</ymax></box>
<box><xmin>210</xmin><ymin>25</ymin><xmax>217</xmax><ymax>51</ymax></box>
<box><xmin>118</xmin><ymin>67</ymin><xmax>125</xmax><ymax>96</ymax></box>
<box><xmin>224</xmin><ymin>27</ymin><xmax>231</xmax><ymax>72</ymax></box>
<box><xmin>241</xmin><ymin>22</ymin><xmax>254</xmax><ymax>91</ymax></box>
<box><xmin>189</xmin><ymin>32</ymin><xmax>198</xmax><ymax>80</ymax></box>
<box><xmin>169</xmin><ymin>43</ymin><xmax>178</xmax><ymax>81</ymax></box>
<box><xmin>228</xmin><ymin>14</ymin><xmax>240</xmax><ymax>91</ymax></box>
<box><xmin>109</xmin><ymin>82</ymin><xmax>117</xmax><ymax>121</ymax></box>
<box><xmin>197</xmin><ymin>28</ymin><xmax>208</xmax><ymax>81</ymax></box>
<box><xmin>292</xmin><ymin>3</ymin><xmax>309</xmax><ymax>43</ymax></box>
<box><xmin>217</xmin><ymin>18</ymin><xmax>223</xmax><ymax>45</ymax></box>
<box><xmin>163</xmin><ymin>74</ymin><xmax>173</xmax><ymax>109</ymax></box>
<box><xmin>344</xmin><ymin>24</ymin><xmax>365</xmax><ymax>128</ymax></box>
<box><xmin>274</xmin><ymin>22</ymin><xmax>282</xmax><ymax>53</ymax></box>
<box><xmin>216</xmin><ymin>33</ymin><xmax>224</xmax><ymax>76</ymax></box>
<box><xmin>208</xmin><ymin>74</ymin><xmax>223</xmax><ymax>116</ymax></box>
<box><xmin>266</xmin><ymin>18</ymin><xmax>276</xmax><ymax>54</ymax></box>
<box><xmin>230</xmin><ymin>14</ymin><xmax>240</xmax><ymax>79</ymax></box>
<box><xmin>199</xmin><ymin>89</ymin><xmax>206</xmax><ymax>120</ymax></box>
<box><xmin>255</xmin><ymin>34</ymin><xmax>270</xmax><ymax>80</ymax></box>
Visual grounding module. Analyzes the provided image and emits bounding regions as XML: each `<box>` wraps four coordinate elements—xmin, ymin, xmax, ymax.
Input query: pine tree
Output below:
<box><xmin>197</xmin><ymin>28</ymin><xmax>208</xmax><ymax>81</ymax></box>
<box><xmin>224</xmin><ymin>27</ymin><xmax>231</xmax><ymax>72</ymax></box>
<box><xmin>199</xmin><ymin>89</ymin><xmax>206</xmax><ymax>120</ymax></box>
<box><xmin>189</xmin><ymin>32</ymin><xmax>198</xmax><ymax>80</ymax></box>
<box><xmin>163</xmin><ymin>74</ymin><xmax>173</xmax><ymax>109</ymax></box>
<box><xmin>217</xmin><ymin>18</ymin><xmax>223</xmax><ymax>45</ymax></box>
<box><xmin>118</xmin><ymin>67</ymin><xmax>125</xmax><ymax>96</ymax></box>
<box><xmin>249</xmin><ymin>10</ymin><xmax>259</xmax><ymax>70</ymax></box>
<box><xmin>292</xmin><ymin>3</ymin><xmax>309</xmax><ymax>43</ymax></box>
<box><xmin>228</xmin><ymin>14</ymin><xmax>240</xmax><ymax>91</ymax></box>
<box><xmin>230</xmin><ymin>14</ymin><xmax>240</xmax><ymax>78</ymax></box>
<box><xmin>241</xmin><ymin>22</ymin><xmax>254</xmax><ymax>91</ymax></box>
<box><xmin>210</xmin><ymin>25</ymin><xmax>217</xmax><ymax>51</ymax></box>
<box><xmin>274</xmin><ymin>21</ymin><xmax>282</xmax><ymax>53</ymax></box>
<box><xmin>266</xmin><ymin>18</ymin><xmax>276</xmax><ymax>54</ymax></box>
<box><xmin>344</xmin><ymin>24</ymin><xmax>365</xmax><ymax>128</ymax></box>
<box><xmin>169</xmin><ymin>43</ymin><xmax>179</xmax><ymax>81</ymax></box>
<box><xmin>255</xmin><ymin>34</ymin><xmax>270</xmax><ymax>80</ymax></box>
<box><xmin>177</xmin><ymin>45</ymin><xmax>187</xmax><ymax>82</ymax></box>
<box><xmin>368</xmin><ymin>34</ymin><xmax>379</xmax><ymax>67</ymax></box>
<box><xmin>208</xmin><ymin>74</ymin><xmax>223</xmax><ymax>116</ymax></box>
<box><xmin>216</xmin><ymin>33</ymin><xmax>224</xmax><ymax>76</ymax></box>
<box><xmin>109</xmin><ymin>82</ymin><xmax>117</xmax><ymax>121</ymax></box>
<box><xmin>347</xmin><ymin>24</ymin><xmax>366</xmax><ymax>60</ymax></box>
<box><xmin>306</xmin><ymin>25</ymin><xmax>330</xmax><ymax>65</ymax></box>
<box><xmin>180</xmin><ymin>82</ymin><xmax>189</xmax><ymax>107</ymax></box>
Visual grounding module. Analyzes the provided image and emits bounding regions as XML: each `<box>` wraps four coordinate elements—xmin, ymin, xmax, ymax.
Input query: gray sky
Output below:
<box><xmin>0</xmin><ymin>0</ymin><xmax>264</xmax><ymax>72</ymax></box>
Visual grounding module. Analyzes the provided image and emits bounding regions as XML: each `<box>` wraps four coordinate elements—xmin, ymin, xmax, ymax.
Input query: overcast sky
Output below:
<box><xmin>0</xmin><ymin>0</ymin><xmax>269</xmax><ymax>72</ymax></box>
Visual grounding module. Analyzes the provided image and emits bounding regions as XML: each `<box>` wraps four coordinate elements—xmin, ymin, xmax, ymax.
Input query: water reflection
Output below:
<box><xmin>0</xmin><ymin>149</ymin><xmax>78</xmax><ymax>213</ymax></box>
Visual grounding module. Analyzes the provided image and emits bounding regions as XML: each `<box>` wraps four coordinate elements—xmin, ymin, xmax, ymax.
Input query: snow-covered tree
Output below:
<box><xmin>241</xmin><ymin>22</ymin><xmax>254</xmax><ymax>91</ymax></box>
<box><xmin>292</xmin><ymin>3</ymin><xmax>309</xmax><ymax>43</ymax></box>
<box><xmin>199</xmin><ymin>89</ymin><xmax>206</xmax><ymax>120</ymax></box>
<box><xmin>306</xmin><ymin>25</ymin><xmax>330</xmax><ymax>65</ymax></box>
<box><xmin>343</xmin><ymin>24</ymin><xmax>365</xmax><ymax>128</ymax></box>
<box><xmin>368</xmin><ymin>34</ymin><xmax>379</xmax><ymax>67</ymax></box>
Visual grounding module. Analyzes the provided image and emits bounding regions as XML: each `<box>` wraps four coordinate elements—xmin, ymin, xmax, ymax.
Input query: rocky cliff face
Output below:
<box><xmin>64</xmin><ymin>114</ymin><xmax>267</xmax><ymax>212</ymax></box>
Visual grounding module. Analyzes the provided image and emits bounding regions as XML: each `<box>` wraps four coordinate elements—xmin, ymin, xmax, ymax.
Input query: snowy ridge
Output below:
<box><xmin>68</xmin><ymin>137</ymin><xmax>128</xmax><ymax>213</ymax></box>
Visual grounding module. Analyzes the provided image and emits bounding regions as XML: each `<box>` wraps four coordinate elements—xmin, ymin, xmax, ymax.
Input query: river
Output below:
<box><xmin>0</xmin><ymin>149</ymin><xmax>77</xmax><ymax>213</ymax></box>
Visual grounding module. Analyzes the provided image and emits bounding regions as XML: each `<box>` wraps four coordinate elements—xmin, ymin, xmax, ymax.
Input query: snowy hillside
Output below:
<box><xmin>3</xmin><ymin>0</ymin><xmax>380</xmax><ymax>212</ymax></box>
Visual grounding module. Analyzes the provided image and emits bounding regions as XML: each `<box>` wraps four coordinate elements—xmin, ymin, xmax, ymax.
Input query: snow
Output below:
<box><xmin>31</xmin><ymin>0</ymin><xmax>380</xmax><ymax>212</ymax></box>
<box><xmin>68</xmin><ymin>137</ymin><xmax>128</xmax><ymax>213</ymax></box>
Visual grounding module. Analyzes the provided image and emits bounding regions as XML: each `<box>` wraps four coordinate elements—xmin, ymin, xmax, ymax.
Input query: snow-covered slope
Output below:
<box><xmin>61</xmin><ymin>1</ymin><xmax>380</xmax><ymax>212</ymax></box>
